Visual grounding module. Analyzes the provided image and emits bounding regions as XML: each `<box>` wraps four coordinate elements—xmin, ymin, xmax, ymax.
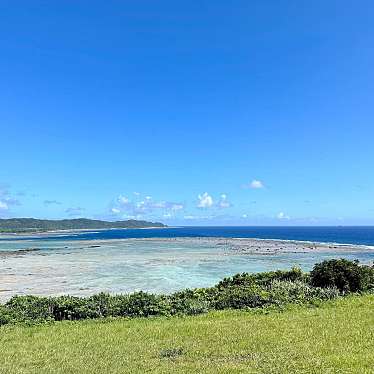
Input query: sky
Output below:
<box><xmin>1</xmin><ymin>1</ymin><xmax>374</xmax><ymax>225</ymax></box>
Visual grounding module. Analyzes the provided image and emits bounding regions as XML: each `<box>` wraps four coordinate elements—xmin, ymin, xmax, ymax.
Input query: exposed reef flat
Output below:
<box><xmin>110</xmin><ymin>237</ymin><xmax>372</xmax><ymax>254</ymax></box>
<box><xmin>0</xmin><ymin>248</ymin><xmax>42</xmax><ymax>258</ymax></box>
<box><xmin>0</xmin><ymin>237</ymin><xmax>371</xmax><ymax>257</ymax></box>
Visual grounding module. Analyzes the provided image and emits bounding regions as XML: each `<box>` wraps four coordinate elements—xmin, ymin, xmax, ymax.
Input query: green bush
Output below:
<box><xmin>268</xmin><ymin>280</ymin><xmax>339</xmax><ymax>305</ymax></box>
<box><xmin>213</xmin><ymin>285</ymin><xmax>271</xmax><ymax>310</ymax></box>
<box><xmin>217</xmin><ymin>267</ymin><xmax>307</xmax><ymax>289</ymax></box>
<box><xmin>5</xmin><ymin>295</ymin><xmax>53</xmax><ymax>323</ymax></box>
<box><xmin>168</xmin><ymin>290</ymin><xmax>210</xmax><ymax>315</ymax></box>
<box><xmin>0</xmin><ymin>305</ymin><xmax>13</xmax><ymax>326</ymax></box>
<box><xmin>116</xmin><ymin>292</ymin><xmax>171</xmax><ymax>317</ymax></box>
<box><xmin>310</xmin><ymin>259</ymin><xmax>374</xmax><ymax>293</ymax></box>
<box><xmin>51</xmin><ymin>295</ymin><xmax>99</xmax><ymax>321</ymax></box>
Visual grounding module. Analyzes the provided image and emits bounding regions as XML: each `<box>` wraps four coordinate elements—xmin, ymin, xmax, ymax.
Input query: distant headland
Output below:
<box><xmin>0</xmin><ymin>218</ymin><xmax>167</xmax><ymax>233</ymax></box>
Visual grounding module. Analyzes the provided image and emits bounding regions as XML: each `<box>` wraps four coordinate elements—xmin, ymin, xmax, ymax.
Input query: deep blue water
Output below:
<box><xmin>4</xmin><ymin>226</ymin><xmax>374</xmax><ymax>246</ymax></box>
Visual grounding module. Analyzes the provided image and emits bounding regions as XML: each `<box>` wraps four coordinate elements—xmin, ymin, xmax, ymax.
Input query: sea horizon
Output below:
<box><xmin>2</xmin><ymin>225</ymin><xmax>374</xmax><ymax>246</ymax></box>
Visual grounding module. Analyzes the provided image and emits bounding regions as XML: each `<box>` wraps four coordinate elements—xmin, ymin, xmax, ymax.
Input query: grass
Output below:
<box><xmin>0</xmin><ymin>295</ymin><xmax>373</xmax><ymax>374</ymax></box>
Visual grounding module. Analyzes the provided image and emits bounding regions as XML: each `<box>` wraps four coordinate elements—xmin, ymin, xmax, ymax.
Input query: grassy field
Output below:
<box><xmin>0</xmin><ymin>295</ymin><xmax>373</xmax><ymax>374</ymax></box>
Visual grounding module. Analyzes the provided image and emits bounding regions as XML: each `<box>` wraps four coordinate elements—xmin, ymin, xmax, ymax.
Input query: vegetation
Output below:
<box><xmin>0</xmin><ymin>295</ymin><xmax>373</xmax><ymax>373</ymax></box>
<box><xmin>310</xmin><ymin>258</ymin><xmax>374</xmax><ymax>292</ymax></box>
<box><xmin>1</xmin><ymin>259</ymin><xmax>372</xmax><ymax>326</ymax></box>
<box><xmin>0</xmin><ymin>218</ymin><xmax>166</xmax><ymax>232</ymax></box>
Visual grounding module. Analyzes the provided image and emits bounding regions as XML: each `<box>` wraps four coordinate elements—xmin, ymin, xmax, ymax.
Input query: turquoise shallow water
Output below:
<box><xmin>0</xmin><ymin>236</ymin><xmax>373</xmax><ymax>301</ymax></box>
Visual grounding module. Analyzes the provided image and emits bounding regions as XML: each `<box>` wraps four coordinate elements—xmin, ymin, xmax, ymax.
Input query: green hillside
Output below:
<box><xmin>0</xmin><ymin>218</ymin><xmax>166</xmax><ymax>232</ymax></box>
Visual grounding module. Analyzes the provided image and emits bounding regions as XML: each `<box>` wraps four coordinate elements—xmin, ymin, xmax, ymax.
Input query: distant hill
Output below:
<box><xmin>0</xmin><ymin>218</ymin><xmax>166</xmax><ymax>232</ymax></box>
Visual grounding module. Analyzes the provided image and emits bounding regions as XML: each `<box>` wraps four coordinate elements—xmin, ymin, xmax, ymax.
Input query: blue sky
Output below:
<box><xmin>1</xmin><ymin>1</ymin><xmax>374</xmax><ymax>225</ymax></box>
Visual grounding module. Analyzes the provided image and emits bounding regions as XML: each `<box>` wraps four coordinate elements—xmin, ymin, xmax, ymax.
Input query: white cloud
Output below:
<box><xmin>0</xmin><ymin>187</ymin><xmax>20</xmax><ymax>216</ymax></box>
<box><xmin>152</xmin><ymin>201</ymin><xmax>166</xmax><ymax>208</ymax></box>
<box><xmin>242</xmin><ymin>214</ymin><xmax>248</xmax><ymax>218</ymax></box>
<box><xmin>184</xmin><ymin>214</ymin><xmax>214</xmax><ymax>220</ymax></box>
<box><xmin>197</xmin><ymin>192</ymin><xmax>214</xmax><ymax>208</ymax></box>
<box><xmin>218</xmin><ymin>193</ymin><xmax>231</xmax><ymax>209</ymax></box>
<box><xmin>249</xmin><ymin>180</ymin><xmax>264</xmax><ymax>189</ymax></box>
<box><xmin>171</xmin><ymin>203</ymin><xmax>184</xmax><ymax>211</ymax></box>
<box><xmin>277</xmin><ymin>212</ymin><xmax>290</xmax><ymax>220</ymax></box>
<box><xmin>136</xmin><ymin>201</ymin><xmax>146</xmax><ymax>209</ymax></box>
<box><xmin>121</xmin><ymin>214</ymin><xmax>139</xmax><ymax>220</ymax></box>
<box><xmin>111</xmin><ymin>193</ymin><xmax>184</xmax><ymax>217</ymax></box>
<box><xmin>118</xmin><ymin>195</ymin><xmax>130</xmax><ymax>204</ymax></box>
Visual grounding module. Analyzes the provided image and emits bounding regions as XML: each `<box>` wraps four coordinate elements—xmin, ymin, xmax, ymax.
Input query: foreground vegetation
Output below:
<box><xmin>0</xmin><ymin>295</ymin><xmax>373</xmax><ymax>373</ymax></box>
<box><xmin>1</xmin><ymin>259</ymin><xmax>373</xmax><ymax>326</ymax></box>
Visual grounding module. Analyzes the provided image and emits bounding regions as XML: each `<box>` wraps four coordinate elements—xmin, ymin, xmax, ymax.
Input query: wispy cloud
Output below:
<box><xmin>183</xmin><ymin>214</ymin><xmax>215</xmax><ymax>220</ymax></box>
<box><xmin>0</xmin><ymin>186</ymin><xmax>21</xmax><ymax>216</ymax></box>
<box><xmin>248</xmin><ymin>180</ymin><xmax>264</xmax><ymax>189</ymax></box>
<box><xmin>44</xmin><ymin>200</ymin><xmax>62</xmax><ymax>206</ymax></box>
<box><xmin>277</xmin><ymin>212</ymin><xmax>290</xmax><ymax>220</ymax></box>
<box><xmin>65</xmin><ymin>207</ymin><xmax>85</xmax><ymax>216</ymax></box>
<box><xmin>217</xmin><ymin>193</ymin><xmax>232</xmax><ymax>209</ymax></box>
<box><xmin>110</xmin><ymin>193</ymin><xmax>185</xmax><ymax>218</ymax></box>
<box><xmin>0</xmin><ymin>201</ymin><xmax>8</xmax><ymax>210</ymax></box>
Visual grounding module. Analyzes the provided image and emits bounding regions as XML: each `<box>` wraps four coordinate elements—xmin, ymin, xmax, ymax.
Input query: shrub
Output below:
<box><xmin>87</xmin><ymin>292</ymin><xmax>119</xmax><ymax>318</ymax></box>
<box><xmin>169</xmin><ymin>296</ymin><xmax>210</xmax><ymax>316</ymax></box>
<box><xmin>116</xmin><ymin>292</ymin><xmax>171</xmax><ymax>317</ymax></box>
<box><xmin>217</xmin><ymin>267</ymin><xmax>307</xmax><ymax>289</ymax></box>
<box><xmin>268</xmin><ymin>280</ymin><xmax>339</xmax><ymax>305</ymax></box>
<box><xmin>5</xmin><ymin>295</ymin><xmax>54</xmax><ymax>323</ymax></box>
<box><xmin>0</xmin><ymin>305</ymin><xmax>13</xmax><ymax>326</ymax></box>
<box><xmin>310</xmin><ymin>259</ymin><xmax>374</xmax><ymax>293</ymax></box>
<box><xmin>168</xmin><ymin>288</ymin><xmax>214</xmax><ymax>315</ymax></box>
<box><xmin>213</xmin><ymin>285</ymin><xmax>271</xmax><ymax>310</ymax></box>
<box><xmin>51</xmin><ymin>295</ymin><xmax>99</xmax><ymax>321</ymax></box>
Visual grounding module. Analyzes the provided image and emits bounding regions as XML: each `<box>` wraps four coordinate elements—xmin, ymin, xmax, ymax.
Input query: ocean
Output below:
<box><xmin>3</xmin><ymin>226</ymin><xmax>374</xmax><ymax>245</ymax></box>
